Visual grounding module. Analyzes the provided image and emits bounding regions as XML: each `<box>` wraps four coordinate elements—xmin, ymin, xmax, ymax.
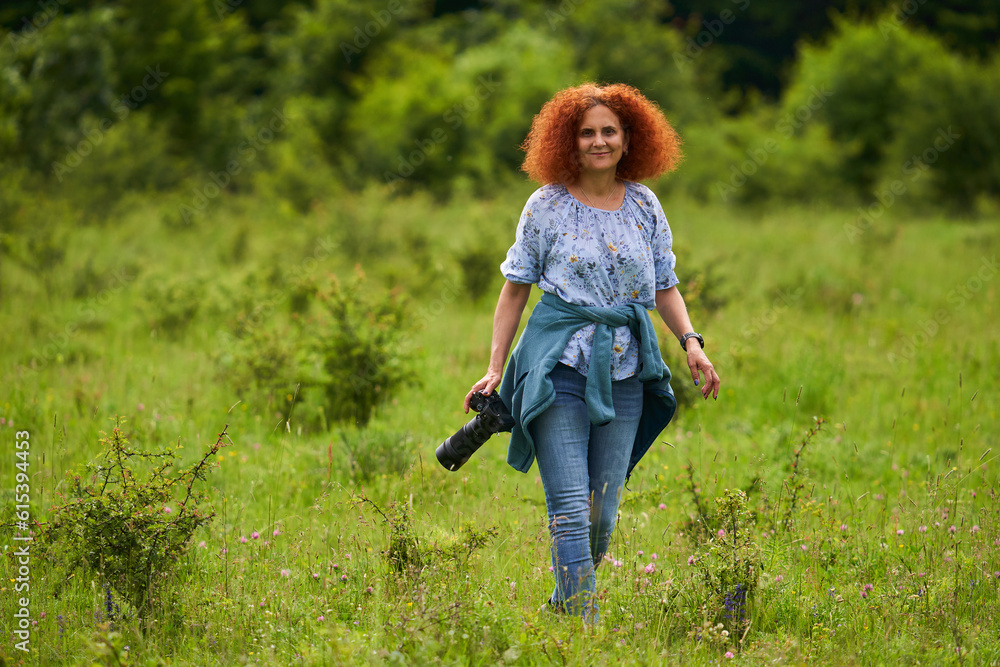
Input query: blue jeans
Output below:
<box><xmin>530</xmin><ymin>363</ymin><xmax>642</xmax><ymax>620</ymax></box>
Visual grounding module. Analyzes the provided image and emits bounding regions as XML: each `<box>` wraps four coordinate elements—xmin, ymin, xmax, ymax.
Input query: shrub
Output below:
<box><xmin>781</xmin><ymin>17</ymin><xmax>946</xmax><ymax>197</ymax></box>
<box><xmin>456</xmin><ymin>245</ymin><xmax>502</xmax><ymax>303</ymax></box>
<box><xmin>138</xmin><ymin>271</ymin><xmax>207</xmax><ymax>337</ymax></box>
<box><xmin>883</xmin><ymin>52</ymin><xmax>1000</xmax><ymax>212</ymax></box>
<box><xmin>38</xmin><ymin>418</ymin><xmax>228</xmax><ymax>625</ymax></box>
<box><xmin>690</xmin><ymin>489</ymin><xmax>762</xmax><ymax>641</ymax></box>
<box><xmin>781</xmin><ymin>15</ymin><xmax>1000</xmax><ymax>211</ymax></box>
<box><xmin>309</xmin><ymin>270</ymin><xmax>419</xmax><ymax>427</ymax></box>
<box><xmin>216</xmin><ymin>269</ymin><xmax>420</xmax><ymax>429</ymax></box>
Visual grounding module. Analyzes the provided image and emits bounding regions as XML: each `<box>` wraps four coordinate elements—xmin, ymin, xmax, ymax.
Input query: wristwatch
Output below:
<box><xmin>679</xmin><ymin>332</ymin><xmax>704</xmax><ymax>351</ymax></box>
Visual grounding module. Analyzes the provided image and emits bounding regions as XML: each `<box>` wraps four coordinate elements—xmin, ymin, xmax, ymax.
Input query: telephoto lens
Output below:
<box><xmin>436</xmin><ymin>391</ymin><xmax>514</xmax><ymax>471</ymax></box>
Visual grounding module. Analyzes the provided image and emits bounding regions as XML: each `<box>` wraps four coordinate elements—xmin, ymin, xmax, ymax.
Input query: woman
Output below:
<box><xmin>465</xmin><ymin>83</ymin><xmax>720</xmax><ymax>621</ymax></box>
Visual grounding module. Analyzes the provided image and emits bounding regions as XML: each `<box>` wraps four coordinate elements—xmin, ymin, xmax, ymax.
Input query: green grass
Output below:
<box><xmin>1</xmin><ymin>187</ymin><xmax>998</xmax><ymax>665</ymax></box>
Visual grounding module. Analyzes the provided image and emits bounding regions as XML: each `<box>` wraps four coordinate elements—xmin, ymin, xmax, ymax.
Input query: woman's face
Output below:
<box><xmin>576</xmin><ymin>104</ymin><xmax>628</xmax><ymax>177</ymax></box>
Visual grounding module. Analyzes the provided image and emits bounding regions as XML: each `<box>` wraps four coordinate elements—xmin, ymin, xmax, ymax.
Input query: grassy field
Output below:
<box><xmin>1</xmin><ymin>187</ymin><xmax>998</xmax><ymax>665</ymax></box>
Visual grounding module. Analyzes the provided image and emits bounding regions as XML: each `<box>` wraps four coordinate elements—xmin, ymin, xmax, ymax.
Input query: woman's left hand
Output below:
<box><xmin>686</xmin><ymin>346</ymin><xmax>721</xmax><ymax>400</ymax></box>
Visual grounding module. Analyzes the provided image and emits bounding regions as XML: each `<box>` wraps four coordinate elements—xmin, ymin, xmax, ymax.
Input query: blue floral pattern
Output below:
<box><xmin>501</xmin><ymin>181</ymin><xmax>678</xmax><ymax>379</ymax></box>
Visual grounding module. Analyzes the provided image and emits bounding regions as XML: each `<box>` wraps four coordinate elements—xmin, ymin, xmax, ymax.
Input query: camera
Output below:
<box><xmin>436</xmin><ymin>391</ymin><xmax>514</xmax><ymax>471</ymax></box>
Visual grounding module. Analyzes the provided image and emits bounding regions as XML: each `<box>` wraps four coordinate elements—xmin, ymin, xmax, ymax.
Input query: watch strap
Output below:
<box><xmin>680</xmin><ymin>332</ymin><xmax>704</xmax><ymax>350</ymax></box>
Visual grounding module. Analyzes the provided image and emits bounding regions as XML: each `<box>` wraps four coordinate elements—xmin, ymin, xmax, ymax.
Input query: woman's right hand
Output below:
<box><xmin>464</xmin><ymin>280</ymin><xmax>531</xmax><ymax>413</ymax></box>
<box><xmin>464</xmin><ymin>369</ymin><xmax>503</xmax><ymax>413</ymax></box>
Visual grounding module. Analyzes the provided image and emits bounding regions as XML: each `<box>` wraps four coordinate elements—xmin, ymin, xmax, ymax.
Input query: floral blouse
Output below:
<box><xmin>500</xmin><ymin>181</ymin><xmax>679</xmax><ymax>380</ymax></box>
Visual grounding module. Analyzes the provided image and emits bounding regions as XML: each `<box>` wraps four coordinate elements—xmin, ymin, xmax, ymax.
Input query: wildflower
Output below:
<box><xmin>658</xmin><ymin>503</ymin><xmax>667</xmax><ymax>510</ymax></box>
<box><xmin>273</xmin><ymin>529</ymin><xmax>281</xmax><ymax>537</ymax></box>
<box><xmin>137</xmin><ymin>403</ymin><xmax>145</xmax><ymax>411</ymax></box>
<box><xmin>993</xmin><ymin>572</ymin><xmax>1000</xmax><ymax>579</ymax></box>
<box><xmin>40</xmin><ymin>612</ymin><xmax>46</xmax><ymax>619</ymax></box>
<box><xmin>644</xmin><ymin>563</ymin><xmax>655</xmax><ymax>574</ymax></box>
<box><xmin>240</xmin><ymin>536</ymin><xmax>248</xmax><ymax>544</ymax></box>
<box><xmin>919</xmin><ymin>526</ymin><xmax>927</xmax><ymax>533</ymax></box>
<box><xmin>840</xmin><ymin>524</ymin><xmax>848</xmax><ymax>532</ymax></box>
<box><xmin>801</xmin><ymin>544</ymin><xmax>808</xmax><ymax>551</ymax></box>
<box><xmin>333</xmin><ymin>563</ymin><xmax>339</xmax><ymax>569</ymax></box>
<box><xmin>651</xmin><ymin>553</ymin><xmax>659</xmax><ymax>560</ymax></box>
<box><xmin>198</xmin><ymin>541</ymin><xmax>206</xmax><ymax>548</ymax></box>
<box><xmin>252</xmin><ymin>531</ymin><xmax>260</xmax><ymax>539</ymax></box>
<box><xmin>281</xmin><ymin>569</ymin><xmax>291</xmax><ymax>577</ymax></box>
<box><xmin>340</xmin><ymin>574</ymin><xmax>348</xmax><ymax>582</ymax></box>
<box><xmin>972</xmin><ymin>525</ymin><xmax>980</xmax><ymax>534</ymax></box>
<box><xmin>775</xmin><ymin>575</ymin><xmax>784</xmax><ymax>583</ymax></box>
<box><xmin>723</xmin><ymin>584</ymin><xmax>747</xmax><ymax>625</ymax></box>
<box><xmin>313</xmin><ymin>573</ymin><xmax>320</xmax><ymax>579</ymax></box>
<box><xmin>949</xmin><ymin>525</ymin><xmax>957</xmax><ymax>534</ymax></box>
<box><xmin>614</xmin><ymin>560</ymin><xmax>623</xmax><ymax>568</ymax></box>
<box><xmin>365</xmin><ymin>586</ymin><xmax>373</xmax><ymax>594</ymax></box>
<box><xmin>864</xmin><ymin>583</ymin><xmax>874</xmax><ymax>592</ymax></box>
<box><xmin>317</xmin><ymin>616</ymin><xmax>325</xmax><ymax>622</ymax></box>
<box><xmin>687</xmin><ymin>555</ymin><xmax>696</xmax><ymax>565</ymax></box>
<box><xmin>638</xmin><ymin>550</ymin><xmax>644</xmax><ymax>556</ymax></box>
<box><xmin>896</xmin><ymin>529</ymin><xmax>904</xmax><ymax>536</ymax></box>
<box><xmin>163</xmin><ymin>506</ymin><xmax>172</xmax><ymax>514</ymax></box>
<box><xmin>717</xmin><ymin>529</ymin><xmax>726</xmax><ymax>539</ymax></box>
<box><xmin>725</xmin><ymin>651</ymin><xmax>734</xmax><ymax>659</ymax></box>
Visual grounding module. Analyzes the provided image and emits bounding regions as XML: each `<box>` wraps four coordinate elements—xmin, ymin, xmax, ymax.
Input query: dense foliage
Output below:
<box><xmin>1</xmin><ymin>0</ymin><xmax>998</xmax><ymax>214</ymax></box>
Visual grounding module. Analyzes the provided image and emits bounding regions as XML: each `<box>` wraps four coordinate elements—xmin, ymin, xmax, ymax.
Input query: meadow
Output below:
<box><xmin>1</xmin><ymin>186</ymin><xmax>998</xmax><ymax>666</ymax></box>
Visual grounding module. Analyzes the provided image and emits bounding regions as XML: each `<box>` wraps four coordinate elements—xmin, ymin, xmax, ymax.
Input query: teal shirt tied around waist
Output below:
<box><xmin>498</xmin><ymin>291</ymin><xmax>676</xmax><ymax>479</ymax></box>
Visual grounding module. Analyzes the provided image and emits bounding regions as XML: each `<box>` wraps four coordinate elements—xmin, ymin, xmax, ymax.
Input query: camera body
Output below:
<box><xmin>436</xmin><ymin>391</ymin><xmax>514</xmax><ymax>471</ymax></box>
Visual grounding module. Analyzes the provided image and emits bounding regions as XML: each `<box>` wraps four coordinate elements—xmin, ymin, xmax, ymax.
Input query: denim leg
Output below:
<box><xmin>531</xmin><ymin>364</ymin><xmax>642</xmax><ymax>620</ymax></box>
<box><xmin>588</xmin><ymin>378</ymin><xmax>642</xmax><ymax>567</ymax></box>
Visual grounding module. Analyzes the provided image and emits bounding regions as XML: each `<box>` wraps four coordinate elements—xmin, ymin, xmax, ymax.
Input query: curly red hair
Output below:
<box><xmin>520</xmin><ymin>83</ymin><xmax>682</xmax><ymax>185</ymax></box>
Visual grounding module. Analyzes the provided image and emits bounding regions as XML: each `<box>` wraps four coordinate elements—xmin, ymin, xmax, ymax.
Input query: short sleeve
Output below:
<box><xmin>500</xmin><ymin>190</ymin><xmax>551</xmax><ymax>285</ymax></box>
<box><xmin>646</xmin><ymin>189</ymin><xmax>679</xmax><ymax>291</ymax></box>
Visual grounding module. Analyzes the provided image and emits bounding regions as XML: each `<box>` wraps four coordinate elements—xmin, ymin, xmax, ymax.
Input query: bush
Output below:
<box><xmin>346</xmin><ymin>20</ymin><xmax>577</xmax><ymax>197</ymax></box>
<box><xmin>689</xmin><ymin>489</ymin><xmax>762</xmax><ymax>641</ymax></box>
<box><xmin>216</xmin><ymin>269</ymin><xmax>420</xmax><ymax>429</ymax></box>
<box><xmin>310</xmin><ymin>270</ymin><xmax>419</xmax><ymax>427</ymax></box>
<box><xmin>883</xmin><ymin>52</ymin><xmax>1000</xmax><ymax>212</ymax></box>
<box><xmin>781</xmin><ymin>15</ymin><xmax>1000</xmax><ymax>211</ymax></box>
<box><xmin>38</xmin><ymin>418</ymin><xmax>228</xmax><ymax>624</ymax></box>
<box><xmin>138</xmin><ymin>271</ymin><xmax>207</xmax><ymax>337</ymax></box>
